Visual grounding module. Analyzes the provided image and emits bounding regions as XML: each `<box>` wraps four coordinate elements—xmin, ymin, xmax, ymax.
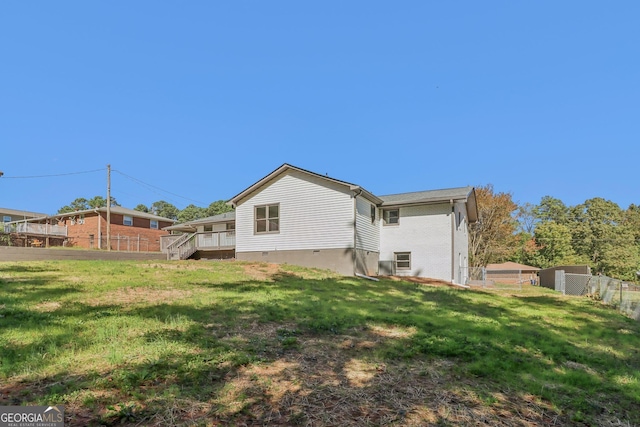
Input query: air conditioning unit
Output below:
<box><xmin>378</xmin><ymin>260</ymin><xmax>395</xmax><ymax>276</ymax></box>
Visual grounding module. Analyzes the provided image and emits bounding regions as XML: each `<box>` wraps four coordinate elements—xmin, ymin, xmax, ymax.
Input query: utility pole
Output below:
<box><xmin>107</xmin><ymin>164</ymin><xmax>111</xmax><ymax>251</ymax></box>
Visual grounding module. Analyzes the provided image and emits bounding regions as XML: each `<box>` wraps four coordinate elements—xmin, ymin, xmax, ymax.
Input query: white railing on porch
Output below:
<box><xmin>8</xmin><ymin>222</ymin><xmax>68</xmax><ymax>237</ymax></box>
<box><xmin>196</xmin><ymin>231</ymin><xmax>235</xmax><ymax>249</ymax></box>
<box><xmin>165</xmin><ymin>231</ymin><xmax>236</xmax><ymax>260</ymax></box>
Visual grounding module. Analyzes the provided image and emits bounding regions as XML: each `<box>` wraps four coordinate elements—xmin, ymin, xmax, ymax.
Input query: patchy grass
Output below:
<box><xmin>1</xmin><ymin>260</ymin><xmax>639</xmax><ymax>426</ymax></box>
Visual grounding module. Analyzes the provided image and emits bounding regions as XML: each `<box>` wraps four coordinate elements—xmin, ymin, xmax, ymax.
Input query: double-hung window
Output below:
<box><xmin>395</xmin><ymin>252</ymin><xmax>411</xmax><ymax>271</ymax></box>
<box><xmin>383</xmin><ymin>209</ymin><xmax>399</xmax><ymax>225</ymax></box>
<box><xmin>150</xmin><ymin>220</ymin><xmax>158</xmax><ymax>229</ymax></box>
<box><xmin>255</xmin><ymin>204</ymin><xmax>279</xmax><ymax>234</ymax></box>
<box><xmin>123</xmin><ymin>215</ymin><xmax>133</xmax><ymax>226</ymax></box>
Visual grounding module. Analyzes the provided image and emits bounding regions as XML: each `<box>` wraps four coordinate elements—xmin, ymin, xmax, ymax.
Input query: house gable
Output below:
<box><xmin>235</xmin><ymin>168</ymin><xmax>356</xmax><ymax>253</ymax></box>
<box><xmin>229</xmin><ymin>163</ymin><xmax>381</xmax><ymax>207</ymax></box>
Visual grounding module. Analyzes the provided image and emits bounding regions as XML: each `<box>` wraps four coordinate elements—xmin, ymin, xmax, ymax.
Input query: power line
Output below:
<box><xmin>0</xmin><ymin>168</ymin><xmax>105</xmax><ymax>179</ymax></box>
<box><xmin>112</xmin><ymin>169</ymin><xmax>207</xmax><ymax>206</ymax></box>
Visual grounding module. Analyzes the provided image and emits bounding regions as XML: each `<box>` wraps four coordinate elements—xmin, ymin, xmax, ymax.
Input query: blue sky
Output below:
<box><xmin>1</xmin><ymin>1</ymin><xmax>638</xmax><ymax>215</ymax></box>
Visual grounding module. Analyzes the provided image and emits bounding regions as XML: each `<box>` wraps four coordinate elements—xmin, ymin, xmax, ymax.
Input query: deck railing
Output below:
<box><xmin>196</xmin><ymin>231</ymin><xmax>235</xmax><ymax>249</ymax></box>
<box><xmin>165</xmin><ymin>231</ymin><xmax>235</xmax><ymax>260</ymax></box>
<box><xmin>6</xmin><ymin>222</ymin><xmax>68</xmax><ymax>237</ymax></box>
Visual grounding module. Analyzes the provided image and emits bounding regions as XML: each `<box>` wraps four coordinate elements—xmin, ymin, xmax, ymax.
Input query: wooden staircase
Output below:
<box><xmin>166</xmin><ymin>233</ymin><xmax>197</xmax><ymax>260</ymax></box>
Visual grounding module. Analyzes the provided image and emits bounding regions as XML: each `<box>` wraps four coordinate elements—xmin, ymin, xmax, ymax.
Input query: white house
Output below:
<box><xmin>164</xmin><ymin>164</ymin><xmax>477</xmax><ymax>283</ymax></box>
<box><xmin>228</xmin><ymin>164</ymin><xmax>478</xmax><ymax>283</ymax></box>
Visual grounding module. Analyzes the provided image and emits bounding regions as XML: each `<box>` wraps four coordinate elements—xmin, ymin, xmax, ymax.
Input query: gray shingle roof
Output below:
<box><xmin>379</xmin><ymin>186</ymin><xmax>474</xmax><ymax>206</ymax></box>
<box><xmin>164</xmin><ymin>211</ymin><xmax>235</xmax><ymax>231</ymax></box>
<box><xmin>0</xmin><ymin>207</ymin><xmax>47</xmax><ymax>218</ymax></box>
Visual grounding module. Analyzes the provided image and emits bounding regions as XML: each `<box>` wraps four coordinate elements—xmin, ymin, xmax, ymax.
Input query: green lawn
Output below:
<box><xmin>1</xmin><ymin>260</ymin><xmax>639</xmax><ymax>426</ymax></box>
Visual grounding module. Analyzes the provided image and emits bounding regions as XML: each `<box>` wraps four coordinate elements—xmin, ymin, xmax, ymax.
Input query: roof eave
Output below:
<box><xmin>466</xmin><ymin>188</ymin><xmax>479</xmax><ymax>223</ymax></box>
<box><xmin>229</xmin><ymin>163</ymin><xmax>381</xmax><ymax>206</ymax></box>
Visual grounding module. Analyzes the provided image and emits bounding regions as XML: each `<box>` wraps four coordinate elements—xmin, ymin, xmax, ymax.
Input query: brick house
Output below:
<box><xmin>17</xmin><ymin>207</ymin><xmax>176</xmax><ymax>251</ymax></box>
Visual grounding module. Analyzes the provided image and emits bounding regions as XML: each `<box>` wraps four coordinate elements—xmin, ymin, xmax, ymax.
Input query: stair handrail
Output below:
<box><xmin>166</xmin><ymin>232</ymin><xmax>196</xmax><ymax>260</ymax></box>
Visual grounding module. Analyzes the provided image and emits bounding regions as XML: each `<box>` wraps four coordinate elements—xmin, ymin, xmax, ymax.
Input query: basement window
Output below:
<box><xmin>394</xmin><ymin>252</ymin><xmax>411</xmax><ymax>270</ymax></box>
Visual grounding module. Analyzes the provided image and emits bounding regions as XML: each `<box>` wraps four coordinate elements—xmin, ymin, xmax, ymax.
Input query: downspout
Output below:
<box><xmin>353</xmin><ymin>189</ymin><xmax>363</xmax><ymax>276</ymax></box>
<box><xmin>450</xmin><ymin>199</ymin><xmax>455</xmax><ymax>284</ymax></box>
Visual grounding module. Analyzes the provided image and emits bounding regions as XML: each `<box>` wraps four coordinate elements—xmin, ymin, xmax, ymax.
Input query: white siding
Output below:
<box><xmin>355</xmin><ymin>195</ymin><xmax>379</xmax><ymax>252</ymax></box>
<box><xmin>196</xmin><ymin>223</ymin><xmax>229</xmax><ymax>232</ymax></box>
<box><xmin>212</xmin><ymin>223</ymin><xmax>228</xmax><ymax>232</ymax></box>
<box><xmin>379</xmin><ymin>204</ymin><xmax>452</xmax><ymax>281</ymax></box>
<box><xmin>235</xmin><ymin>170</ymin><xmax>355</xmax><ymax>252</ymax></box>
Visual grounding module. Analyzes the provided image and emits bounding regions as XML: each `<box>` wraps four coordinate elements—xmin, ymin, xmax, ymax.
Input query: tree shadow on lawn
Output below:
<box><xmin>2</xmin><ymin>271</ymin><xmax>640</xmax><ymax>426</ymax></box>
<box><xmin>118</xmin><ymin>276</ymin><xmax>640</xmax><ymax>424</ymax></box>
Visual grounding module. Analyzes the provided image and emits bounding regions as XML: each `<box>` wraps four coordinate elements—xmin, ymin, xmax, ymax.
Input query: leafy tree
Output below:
<box><xmin>516</xmin><ymin>202</ymin><xmax>538</xmax><ymax>234</ymax></box>
<box><xmin>623</xmin><ymin>204</ymin><xmax>640</xmax><ymax>246</ymax></box>
<box><xmin>534</xmin><ymin>196</ymin><xmax>569</xmax><ymax>224</ymax></box>
<box><xmin>88</xmin><ymin>196</ymin><xmax>119</xmax><ymax>208</ymax></box>
<box><xmin>206</xmin><ymin>200</ymin><xmax>233</xmax><ymax>217</ymax></box>
<box><xmin>528</xmin><ymin>222</ymin><xmax>578</xmax><ymax>268</ymax></box>
<box><xmin>58</xmin><ymin>198</ymin><xmax>89</xmax><ymax>214</ymax></box>
<box><xmin>469</xmin><ymin>184</ymin><xmax>519</xmax><ymax>268</ymax></box>
<box><xmin>134</xmin><ymin>204</ymin><xmax>150</xmax><ymax>213</ymax></box>
<box><xmin>150</xmin><ymin>200</ymin><xmax>179</xmax><ymax>220</ymax></box>
<box><xmin>178</xmin><ymin>204</ymin><xmax>207</xmax><ymax>223</ymax></box>
<box><xmin>570</xmin><ymin>198</ymin><xmax>623</xmax><ymax>266</ymax></box>
<box><xmin>566</xmin><ymin>197</ymin><xmax>640</xmax><ymax>279</ymax></box>
<box><xmin>58</xmin><ymin>196</ymin><xmax>119</xmax><ymax>213</ymax></box>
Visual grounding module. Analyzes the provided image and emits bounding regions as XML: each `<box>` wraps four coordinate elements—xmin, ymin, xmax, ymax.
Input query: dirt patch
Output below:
<box><xmin>204</xmin><ymin>323</ymin><xmax>561</xmax><ymax>426</ymax></box>
<box><xmin>210</xmin><ymin>332</ymin><xmax>559</xmax><ymax>426</ymax></box>
<box><xmin>34</xmin><ymin>301</ymin><xmax>62</xmax><ymax>312</ymax></box>
<box><xmin>1</xmin><ymin>322</ymin><xmax>565</xmax><ymax>427</ymax></box>
<box><xmin>242</xmin><ymin>262</ymin><xmax>283</xmax><ymax>281</ymax></box>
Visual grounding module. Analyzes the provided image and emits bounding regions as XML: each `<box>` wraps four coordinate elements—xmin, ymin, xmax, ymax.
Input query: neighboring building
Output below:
<box><xmin>53</xmin><ymin>207</ymin><xmax>176</xmax><ymax>251</ymax></box>
<box><xmin>1</xmin><ymin>207</ymin><xmax>53</xmax><ymax>246</ymax></box>
<box><xmin>485</xmin><ymin>261</ymin><xmax>541</xmax><ymax>285</ymax></box>
<box><xmin>539</xmin><ymin>265</ymin><xmax>591</xmax><ymax>290</ymax></box>
<box><xmin>1</xmin><ymin>207</ymin><xmax>47</xmax><ymax>227</ymax></box>
<box><xmin>164</xmin><ymin>164</ymin><xmax>477</xmax><ymax>283</ymax></box>
<box><xmin>11</xmin><ymin>207</ymin><xmax>176</xmax><ymax>251</ymax></box>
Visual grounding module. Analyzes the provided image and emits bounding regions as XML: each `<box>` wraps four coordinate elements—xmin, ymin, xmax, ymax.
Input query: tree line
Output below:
<box><xmin>58</xmin><ymin>198</ymin><xmax>233</xmax><ymax>223</ymax></box>
<box><xmin>470</xmin><ymin>185</ymin><xmax>640</xmax><ymax>281</ymax></box>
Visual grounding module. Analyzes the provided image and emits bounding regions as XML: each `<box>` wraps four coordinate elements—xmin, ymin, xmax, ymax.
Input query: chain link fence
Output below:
<box><xmin>462</xmin><ymin>267</ymin><xmax>532</xmax><ymax>290</ymax></box>
<box><xmin>558</xmin><ymin>273</ymin><xmax>592</xmax><ymax>296</ymax></box>
<box><xmin>589</xmin><ymin>275</ymin><xmax>640</xmax><ymax>321</ymax></box>
<box><xmin>552</xmin><ymin>271</ymin><xmax>640</xmax><ymax>321</ymax></box>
